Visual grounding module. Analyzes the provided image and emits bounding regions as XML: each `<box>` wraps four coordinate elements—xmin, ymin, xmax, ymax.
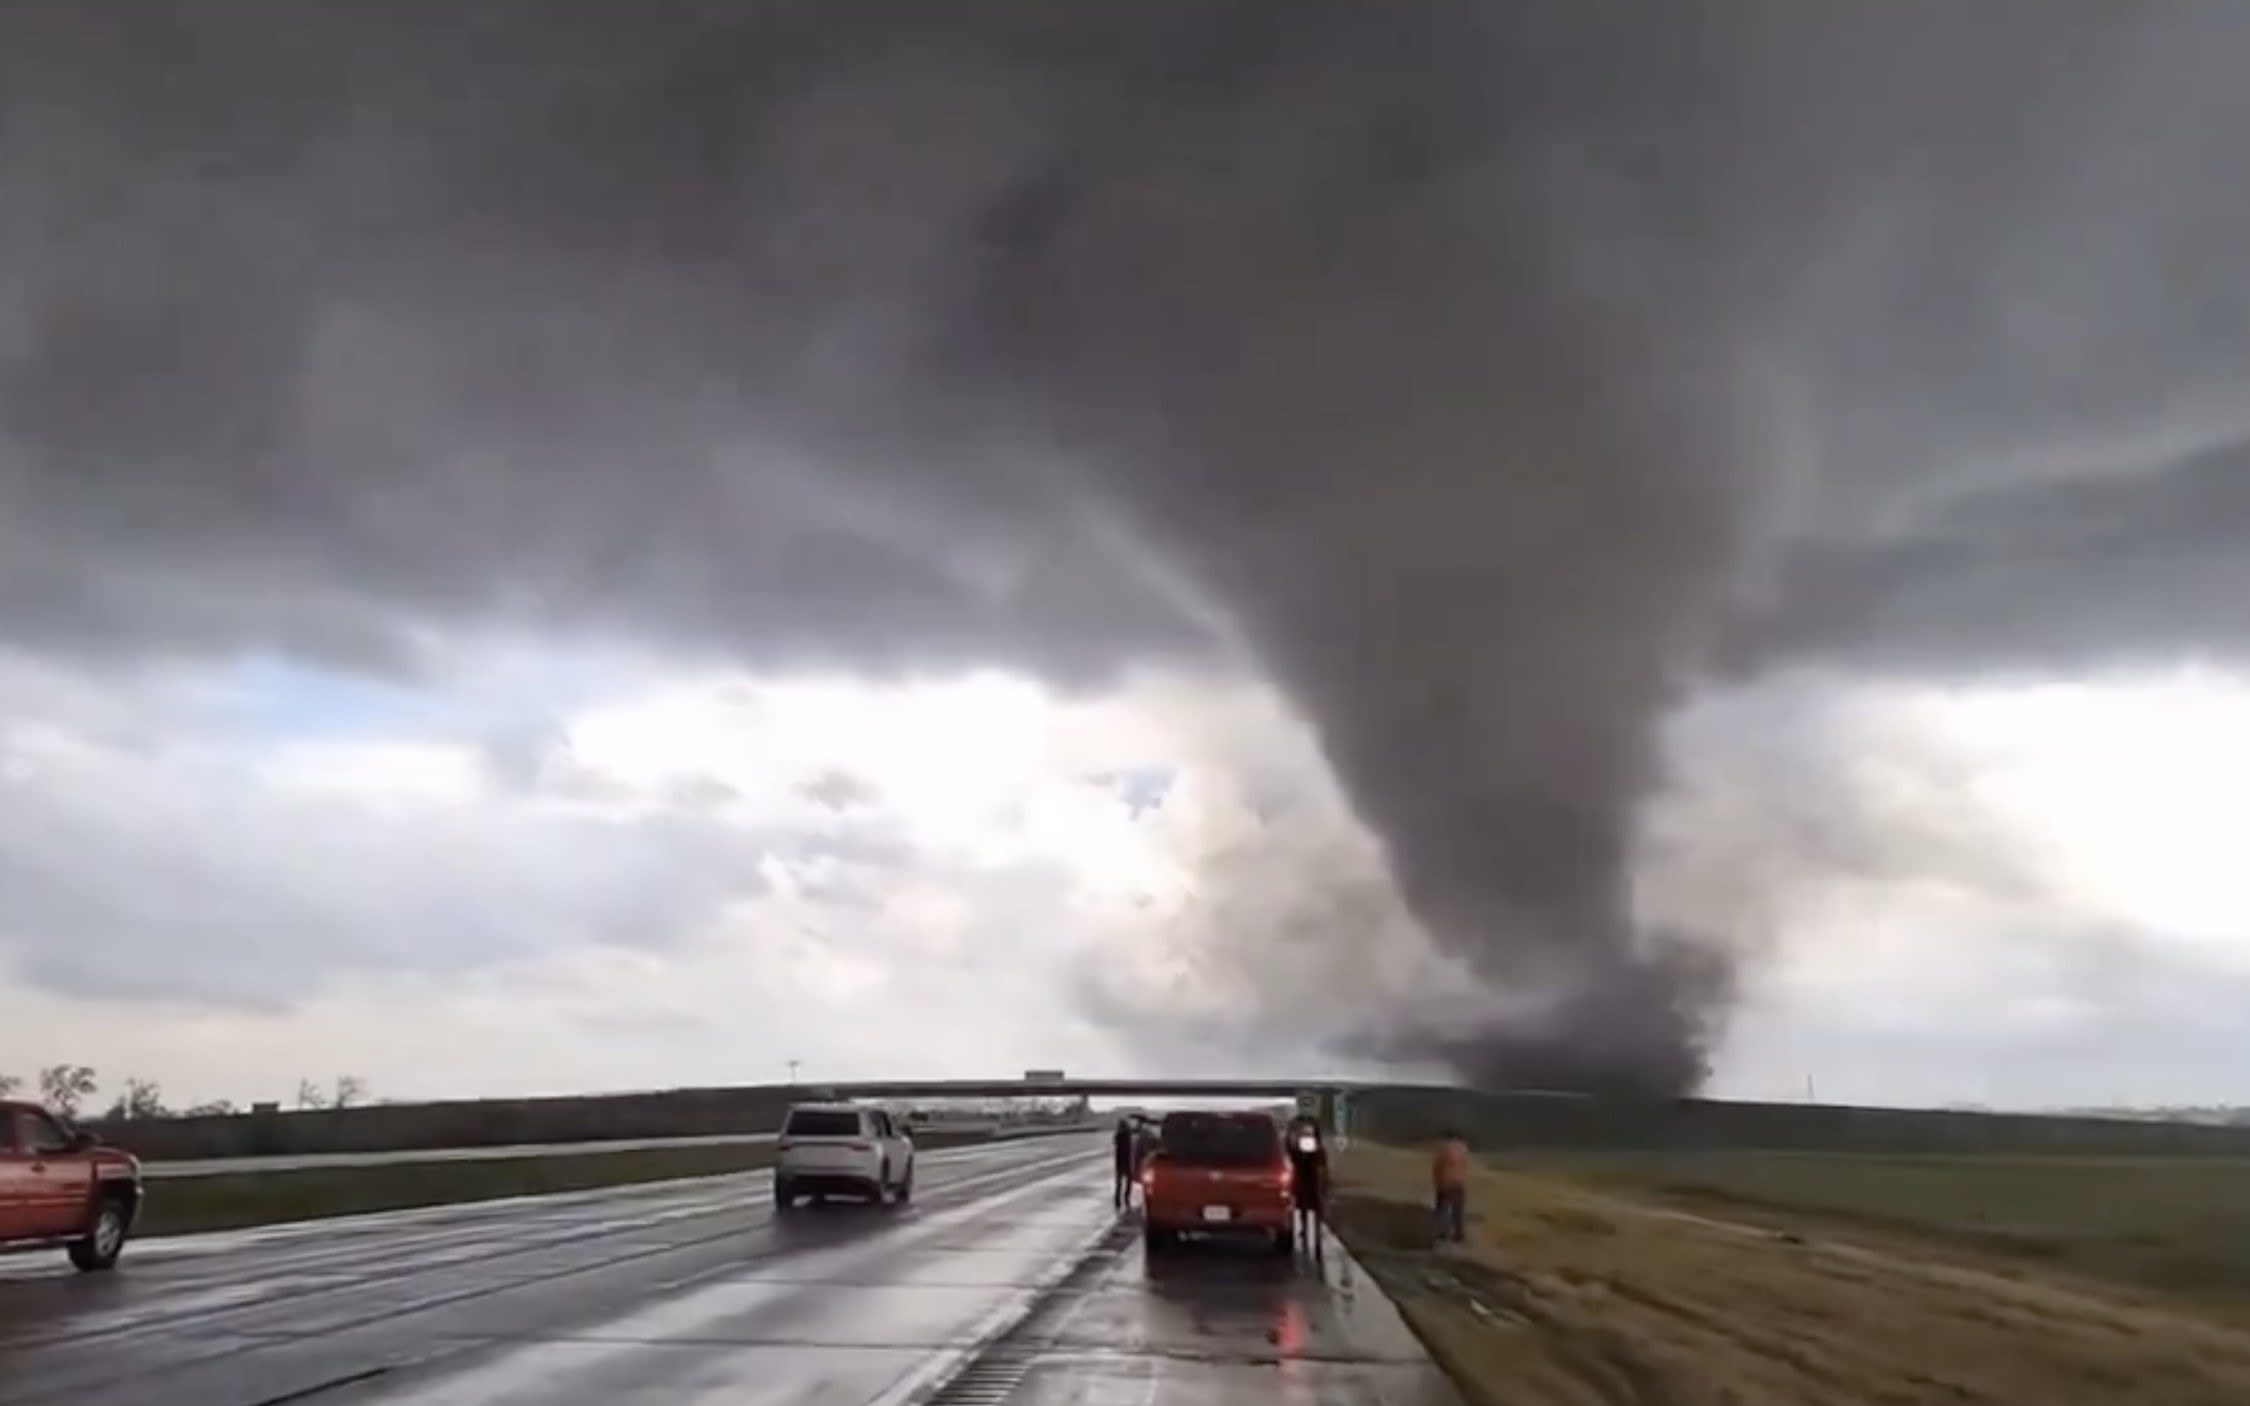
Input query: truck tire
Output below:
<box><xmin>68</xmin><ymin>1196</ymin><xmax>129</xmax><ymax>1273</ymax></box>
<box><xmin>775</xmin><ymin>1179</ymin><xmax>798</xmax><ymax>1213</ymax></box>
<box><xmin>895</xmin><ymin>1162</ymin><xmax>914</xmax><ymax>1206</ymax></box>
<box><xmin>1272</xmin><ymin>1225</ymin><xmax>1296</xmax><ymax>1256</ymax></box>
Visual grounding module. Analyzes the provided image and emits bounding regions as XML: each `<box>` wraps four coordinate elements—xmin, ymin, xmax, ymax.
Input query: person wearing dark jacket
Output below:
<box><xmin>1113</xmin><ymin>1118</ymin><xmax>1138</xmax><ymax>1209</ymax></box>
<box><xmin>1287</xmin><ymin>1116</ymin><xmax>1329</xmax><ymax>1250</ymax></box>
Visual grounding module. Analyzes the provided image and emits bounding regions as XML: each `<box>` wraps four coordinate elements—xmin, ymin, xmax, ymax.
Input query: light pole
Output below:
<box><xmin>787</xmin><ymin>1059</ymin><xmax>801</xmax><ymax>1087</ymax></box>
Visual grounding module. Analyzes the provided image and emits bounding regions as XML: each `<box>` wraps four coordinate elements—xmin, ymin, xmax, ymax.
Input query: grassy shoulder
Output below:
<box><xmin>1542</xmin><ymin>1148</ymin><xmax>2250</xmax><ymax>1301</ymax></box>
<box><xmin>136</xmin><ymin>1129</ymin><xmax>1019</xmax><ymax>1237</ymax></box>
<box><xmin>1328</xmin><ymin>1142</ymin><xmax>2250</xmax><ymax>1406</ymax></box>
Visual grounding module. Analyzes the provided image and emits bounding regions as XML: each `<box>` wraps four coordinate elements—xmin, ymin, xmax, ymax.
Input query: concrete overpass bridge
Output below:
<box><xmin>814</xmin><ymin>1077</ymin><xmax>1372</xmax><ymax>1100</ymax></box>
<box><xmin>806</xmin><ymin>1076</ymin><xmax>1591</xmax><ymax>1103</ymax></box>
<box><xmin>811</xmin><ymin>1078</ymin><xmax>1364</xmax><ymax>1136</ymax></box>
<box><xmin>798</xmin><ymin>1076</ymin><xmax>1588</xmax><ymax>1137</ymax></box>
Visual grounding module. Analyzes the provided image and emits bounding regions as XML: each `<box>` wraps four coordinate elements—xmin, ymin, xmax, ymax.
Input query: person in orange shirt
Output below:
<box><xmin>1431</xmin><ymin>1128</ymin><xmax>1470</xmax><ymax>1244</ymax></box>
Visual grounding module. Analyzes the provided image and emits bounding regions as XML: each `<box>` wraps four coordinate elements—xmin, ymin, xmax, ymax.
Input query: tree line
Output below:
<box><xmin>0</xmin><ymin>1067</ymin><xmax>371</xmax><ymax>1120</ymax></box>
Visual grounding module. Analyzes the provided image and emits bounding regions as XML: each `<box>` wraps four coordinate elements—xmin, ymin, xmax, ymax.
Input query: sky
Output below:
<box><xmin>4</xmin><ymin>3</ymin><xmax>2250</xmax><ymax>1111</ymax></box>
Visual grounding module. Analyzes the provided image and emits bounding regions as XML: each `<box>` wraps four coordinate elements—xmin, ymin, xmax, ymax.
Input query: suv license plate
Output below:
<box><xmin>1201</xmin><ymin>1206</ymin><xmax>1233</xmax><ymax>1223</ymax></box>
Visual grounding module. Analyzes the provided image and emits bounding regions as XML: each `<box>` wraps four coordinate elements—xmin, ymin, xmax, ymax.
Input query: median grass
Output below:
<box><xmin>138</xmin><ymin>1144</ymin><xmax>782</xmax><ymax>1236</ymax></box>
<box><xmin>1329</xmin><ymin>1143</ymin><xmax>2250</xmax><ymax>1405</ymax></box>
<box><xmin>136</xmin><ymin>1128</ymin><xmax>1026</xmax><ymax>1237</ymax></box>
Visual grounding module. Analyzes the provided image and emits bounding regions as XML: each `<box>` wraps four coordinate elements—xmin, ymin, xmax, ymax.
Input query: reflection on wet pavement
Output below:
<box><xmin>979</xmin><ymin>1220</ymin><xmax>1467</xmax><ymax>1406</ymax></box>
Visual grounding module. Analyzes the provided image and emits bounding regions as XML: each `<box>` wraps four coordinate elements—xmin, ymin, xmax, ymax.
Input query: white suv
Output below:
<box><xmin>773</xmin><ymin>1102</ymin><xmax>915</xmax><ymax>1210</ymax></box>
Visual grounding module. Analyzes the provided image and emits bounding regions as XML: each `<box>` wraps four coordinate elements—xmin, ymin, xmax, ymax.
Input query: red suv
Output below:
<box><xmin>0</xmin><ymin>1101</ymin><xmax>143</xmax><ymax>1272</ymax></box>
<box><xmin>1141</xmin><ymin>1109</ymin><xmax>1295</xmax><ymax>1255</ymax></box>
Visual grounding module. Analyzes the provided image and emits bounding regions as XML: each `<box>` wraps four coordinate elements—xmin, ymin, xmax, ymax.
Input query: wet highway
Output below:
<box><xmin>0</xmin><ymin>1136</ymin><xmax>1462</xmax><ymax>1406</ymax></box>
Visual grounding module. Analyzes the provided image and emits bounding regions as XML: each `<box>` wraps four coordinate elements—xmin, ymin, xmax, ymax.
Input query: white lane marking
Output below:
<box><xmin>862</xmin><ymin>1213</ymin><xmax>1116</xmax><ymax>1406</ymax></box>
<box><xmin>118</xmin><ymin>1147</ymin><xmax>1026</xmax><ymax>1277</ymax></box>
<box><xmin>0</xmin><ymin>1140</ymin><xmax>1097</xmax><ymax>1285</ymax></box>
<box><xmin>124</xmin><ymin>1137</ymin><xmax>1095</xmax><ymax>1256</ymax></box>
<box><xmin>357</xmin><ymin>1153</ymin><xmax>1110</xmax><ymax>1404</ymax></box>
<box><xmin>4</xmin><ymin>1146</ymin><xmax>1110</xmax><ymax>1375</ymax></box>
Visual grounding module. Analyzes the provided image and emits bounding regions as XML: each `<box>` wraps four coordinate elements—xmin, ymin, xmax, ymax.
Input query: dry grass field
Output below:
<box><xmin>1547</xmin><ymin>1148</ymin><xmax>2250</xmax><ymax>1300</ymax></box>
<box><xmin>1330</xmin><ymin>1143</ymin><xmax>2250</xmax><ymax>1405</ymax></box>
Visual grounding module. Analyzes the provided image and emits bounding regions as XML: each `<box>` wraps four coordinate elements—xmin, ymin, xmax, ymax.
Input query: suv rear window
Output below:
<box><xmin>785</xmin><ymin>1109</ymin><xmax>864</xmax><ymax>1137</ymax></box>
<box><xmin>1157</xmin><ymin>1111</ymin><xmax>1280</xmax><ymax>1167</ymax></box>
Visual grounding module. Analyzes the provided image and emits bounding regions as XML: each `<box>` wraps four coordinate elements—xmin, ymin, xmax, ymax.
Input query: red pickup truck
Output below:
<box><xmin>0</xmin><ymin>1100</ymin><xmax>143</xmax><ymax>1271</ymax></box>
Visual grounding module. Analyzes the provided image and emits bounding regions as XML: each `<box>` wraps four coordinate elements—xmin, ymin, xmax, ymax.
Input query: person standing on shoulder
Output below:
<box><xmin>1113</xmin><ymin>1117</ymin><xmax>1138</xmax><ymax>1210</ymax></box>
<box><xmin>1287</xmin><ymin>1116</ymin><xmax>1330</xmax><ymax>1252</ymax></box>
<box><xmin>1431</xmin><ymin>1127</ymin><xmax>1470</xmax><ymax>1245</ymax></box>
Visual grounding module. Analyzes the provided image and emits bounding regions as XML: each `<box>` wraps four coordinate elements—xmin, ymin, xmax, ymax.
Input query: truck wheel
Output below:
<box><xmin>1143</xmin><ymin>1226</ymin><xmax>1173</xmax><ymax>1255</ymax></box>
<box><xmin>1273</xmin><ymin>1226</ymin><xmax>1297</xmax><ymax>1256</ymax></box>
<box><xmin>775</xmin><ymin>1179</ymin><xmax>798</xmax><ymax>1213</ymax></box>
<box><xmin>69</xmin><ymin>1197</ymin><xmax>129</xmax><ymax>1273</ymax></box>
<box><xmin>896</xmin><ymin>1163</ymin><xmax>914</xmax><ymax>1206</ymax></box>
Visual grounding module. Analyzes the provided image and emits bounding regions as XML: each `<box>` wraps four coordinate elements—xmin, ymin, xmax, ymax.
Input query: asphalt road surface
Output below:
<box><xmin>0</xmin><ymin>1136</ymin><xmax>1462</xmax><ymax>1406</ymax></box>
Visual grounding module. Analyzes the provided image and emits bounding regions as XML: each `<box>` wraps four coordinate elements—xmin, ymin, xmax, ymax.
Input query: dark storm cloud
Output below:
<box><xmin>6</xmin><ymin>3</ymin><xmax>2250</xmax><ymax>1090</ymax></box>
<box><xmin>1722</xmin><ymin>440</ymin><xmax>2250</xmax><ymax>677</ymax></box>
<box><xmin>0</xmin><ymin>1</ymin><xmax>1204</xmax><ymax>684</ymax></box>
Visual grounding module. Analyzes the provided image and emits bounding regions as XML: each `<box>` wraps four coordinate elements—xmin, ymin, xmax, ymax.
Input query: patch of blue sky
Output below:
<box><xmin>192</xmin><ymin>640</ymin><xmax>638</xmax><ymax>742</ymax></box>
<box><xmin>1092</xmin><ymin>764</ymin><xmax>1176</xmax><ymax>817</ymax></box>
<box><xmin>200</xmin><ymin>653</ymin><xmax>449</xmax><ymax>740</ymax></box>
